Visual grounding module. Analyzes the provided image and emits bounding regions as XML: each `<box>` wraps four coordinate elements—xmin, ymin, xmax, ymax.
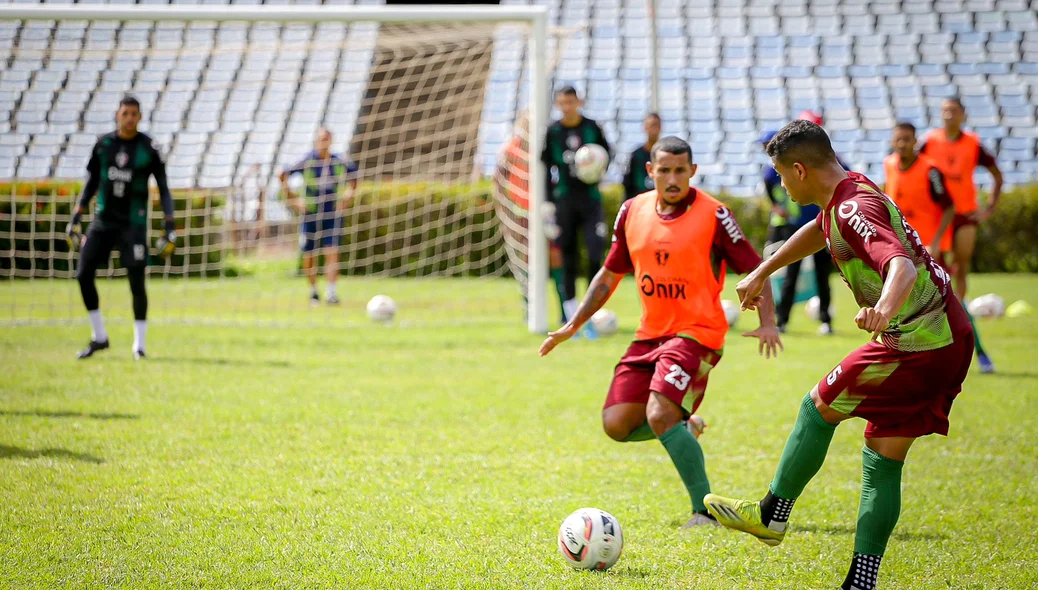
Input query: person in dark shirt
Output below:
<box><xmin>540</xmin><ymin>86</ymin><xmax>612</xmax><ymax>335</ymax></box>
<box><xmin>66</xmin><ymin>96</ymin><xmax>177</xmax><ymax>360</ymax></box>
<box><xmin>622</xmin><ymin>112</ymin><xmax>661</xmax><ymax>201</ymax></box>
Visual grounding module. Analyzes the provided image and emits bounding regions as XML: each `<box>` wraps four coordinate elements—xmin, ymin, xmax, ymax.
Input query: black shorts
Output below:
<box><xmin>79</xmin><ymin>224</ymin><xmax>149</xmax><ymax>274</ymax></box>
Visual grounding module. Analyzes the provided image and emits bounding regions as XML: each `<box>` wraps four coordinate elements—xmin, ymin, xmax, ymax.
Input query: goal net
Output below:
<box><xmin>0</xmin><ymin>4</ymin><xmax>557</xmax><ymax>331</ymax></box>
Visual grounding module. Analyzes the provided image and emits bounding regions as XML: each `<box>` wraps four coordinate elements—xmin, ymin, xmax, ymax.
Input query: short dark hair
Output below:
<box><xmin>644</xmin><ymin>112</ymin><xmax>661</xmax><ymax>122</ymax></box>
<box><xmin>119</xmin><ymin>95</ymin><xmax>140</xmax><ymax>110</ymax></box>
<box><xmin>943</xmin><ymin>95</ymin><xmax>965</xmax><ymax>110</ymax></box>
<box><xmin>651</xmin><ymin>136</ymin><xmax>693</xmax><ymax>164</ymax></box>
<box><xmin>555</xmin><ymin>85</ymin><xmax>579</xmax><ymax>99</ymax></box>
<box><xmin>894</xmin><ymin>121</ymin><xmax>916</xmax><ymax>134</ymax></box>
<box><xmin>765</xmin><ymin>120</ymin><xmax>838</xmax><ymax>168</ymax></box>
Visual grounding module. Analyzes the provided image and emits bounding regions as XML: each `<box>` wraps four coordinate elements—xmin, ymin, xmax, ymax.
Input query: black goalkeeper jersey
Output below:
<box><xmin>85</xmin><ymin>131</ymin><xmax>168</xmax><ymax>229</ymax></box>
<box><xmin>540</xmin><ymin>116</ymin><xmax>611</xmax><ymax>201</ymax></box>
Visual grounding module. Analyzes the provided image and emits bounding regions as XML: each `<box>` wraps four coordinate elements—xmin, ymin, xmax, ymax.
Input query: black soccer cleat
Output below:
<box><xmin>133</xmin><ymin>349</ymin><xmax>147</xmax><ymax>361</ymax></box>
<box><xmin>77</xmin><ymin>340</ymin><xmax>110</xmax><ymax>359</ymax></box>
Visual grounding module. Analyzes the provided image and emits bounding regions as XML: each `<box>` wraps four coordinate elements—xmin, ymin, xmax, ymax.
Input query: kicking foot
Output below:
<box><xmin>77</xmin><ymin>340</ymin><xmax>109</xmax><ymax>359</ymax></box>
<box><xmin>134</xmin><ymin>349</ymin><xmax>147</xmax><ymax>361</ymax></box>
<box><xmin>685</xmin><ymin>414</ymin><xmax>707</xmax><ymax>439</ymax></box>
<box><xmin>977</xmin><ymin>352</ymin><xmax>995</xmax><ymax>374</ymax></box>
<box><xmin>704</xmin><ymin>493</ymin><xmax>785</xmax><ymax>546</ymax></box>
<box><xmin>326</xmin><ymin>294</ymin><xmax>340</xmax><ymax>305</ymax></box>
<box><xmin>818</xmin><ymin>322</ymin><xmax>834</xmax><ymax>336</ymax></box>
<box><xmin>680</xmin><ymin>512</ymin><xmax>719</xmax><ymax>528</ymax></box>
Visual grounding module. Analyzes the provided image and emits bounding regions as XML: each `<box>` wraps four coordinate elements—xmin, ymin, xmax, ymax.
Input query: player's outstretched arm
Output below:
<box><xmin>857</xmin><ymin>256</ymin><xmax>917</xmax><ymax>340</ymax></box>
<box><xmin>736</xmin><ymin>222</ymin><xmax>826</xmax><ymax>311</ymax></box>
<box><xmin>742</xmin><ymin>280</ymin><xmax>783</xmax><ymax>359</ymax></box>
<box><xmin>539</xmin><ymin>267</ymin><xmax>622</xmax><ymax>356</ymax></box>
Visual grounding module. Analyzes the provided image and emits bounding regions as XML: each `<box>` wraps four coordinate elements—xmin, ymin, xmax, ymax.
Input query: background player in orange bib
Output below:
<box><xmin>919</xmin><ymin>97</ymin><xmax>1003</xmax><ymax>301</ymax></box>
<box><xmin>884</xmin><ymin>122</ymin><xmax>954</xmax><ymax>260</ymax></box>
<box><xmin>539</xmin><ymin>137</ymin><xmax>782</xmax><ymax>528</ymax></box>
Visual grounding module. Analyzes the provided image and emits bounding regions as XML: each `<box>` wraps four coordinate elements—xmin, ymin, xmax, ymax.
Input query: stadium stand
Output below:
<box><xmin>2</xmin><ymin>0</ymin><xmax>1037</xmax><ymax>199</ymax></box>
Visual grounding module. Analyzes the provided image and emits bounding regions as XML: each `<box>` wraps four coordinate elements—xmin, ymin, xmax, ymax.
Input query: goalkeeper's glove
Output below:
<box><xmin>66</xmin><ymin>212</ymin><xmax>83</xmax><ymax>251</ymax></box>
<box><xmin>156</xmin><ymin>221</ymin><xmax>177</xmax><ymax>260</ymax></box>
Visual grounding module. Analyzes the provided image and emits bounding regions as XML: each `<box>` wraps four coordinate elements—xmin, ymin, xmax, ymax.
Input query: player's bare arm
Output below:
<box><xmin>539</xmin><ymin>267</ymin><xmax>621</xmax><ymax>356</ymax></box>
<box><xmin>737</xmin><ymin>222</ymin><xmax>826</xmax><ymax>311</ymax></box>
<box><xmin>855</xmin><ymin>256</ymin><xmax>917</xmax><ymax>339</ymax></box>
<box><xmin>931</xmin><ymin>206</ymin><xmax>954</xmax><ymax>255</ymax></box>
<box><xmin>742</xmin><ymin>280</ymin><xmax>783</xmax><ymax>359</ymax></box>
<box><xmin>978</xmin><ymin>163</ymin><xmax>1003</xmax><ymax>221</ymax></box>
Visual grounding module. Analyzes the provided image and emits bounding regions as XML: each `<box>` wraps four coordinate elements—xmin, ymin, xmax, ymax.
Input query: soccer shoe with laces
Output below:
<box><xmin>77</xmin><ymin>340</ymin><xmax>109</xmax><ymax>359</ymax></box>
<box><xmin>703</xmin><ymin>493</ymin><xmax>785</xmax><ymax>546</ymax></box>
<box><xmin>134</xmin><ymin>349</ymin><xmax>147</xmax><ymax>361</ymax></box>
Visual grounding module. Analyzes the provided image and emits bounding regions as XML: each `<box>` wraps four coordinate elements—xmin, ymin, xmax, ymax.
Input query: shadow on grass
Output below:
<box><xmin>0</xmin><ymin>445</ymin><xmax>104</xmax><ymax>464</ymax></box>
<box><xmin>0</xmin><ymin>410</ymin><xmax>138</xmax><ymax>420</ymax></box>
<box><xmin>796</xmin><ymin>523</ymin><xmax>947</xmax><ymax>541</ymax></box>
<box><xmin>148</xmin><ymin>356</ymin><xmax>292</xmax><ymax>368</ymax></box>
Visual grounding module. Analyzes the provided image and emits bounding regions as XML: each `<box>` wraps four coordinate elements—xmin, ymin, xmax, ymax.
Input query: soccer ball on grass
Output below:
<box><xmin>557</xmin><ymin>508</ymin><xmax>624</xmax><ymax>571</ymax></box>
<box><xmin>366</xmin><ymin>295</ymin><xmax>397</xmax><ymax>323</ymax></box>
<box><xmin>590</xmin><ymin>309</ymin><xmax>619</xmax><ymax>336</ymax></box>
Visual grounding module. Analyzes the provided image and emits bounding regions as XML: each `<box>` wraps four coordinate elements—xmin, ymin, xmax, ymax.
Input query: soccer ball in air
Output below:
<box><xmin>557</xmin><ymin>508</ymin><xmax>624</xmax><ymax>571</ymax></box>
<box><xmin>573</xmin><ymin>144</ymin><xmax>609</xmax><ymax>184</ymax></box>
<box><xmin>805</xmin><ymin>296</ymin><xmax>835</xmax><ymax>322</ymax></box>
<box><xmin>286</xmin><ymin>172</ymin><xmax>306</xmax><ymax>194</ymax></box>
<box><xmin>721</xmin><ymin>299</ymin><xmax>741</xmax><ymax>328</ymax></box>
<box><xmin>590</xmin><ymin>309</ymin><xmax>619</xmax><ymax>336</ymax></box>
<box><xmin>967</xmin><ymin>293</ymin><xmax>1006</xmax><ymax>319</ymax></box>
<box><xmin>366</xmin><ymin>295</ymin><xmax>397</xmax><ymax>323</ymax></box>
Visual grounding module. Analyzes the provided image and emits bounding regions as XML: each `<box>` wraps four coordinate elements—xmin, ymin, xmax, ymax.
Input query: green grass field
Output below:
<box><xmin>2</xmin><ymin>273</ymin><xmax>1036</xmax><ymax>589</ymax></box>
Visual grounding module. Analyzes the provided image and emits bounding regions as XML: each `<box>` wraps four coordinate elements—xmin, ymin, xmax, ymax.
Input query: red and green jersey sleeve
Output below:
<box><xmin>822</xmin><ymin>173</ymin><xmax>955</xmax><ymax>352</ymax></box>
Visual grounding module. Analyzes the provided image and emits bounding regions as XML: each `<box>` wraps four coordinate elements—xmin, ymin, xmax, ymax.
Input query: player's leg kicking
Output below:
<box><xmin>601</xmin><ymin>337</ymin><xmax>721</xmax><ymax>528</ymax></box>
<box><xmin>705</xmin><ymin>313</ymin><xmax>974</xmax><ymax>589</ymax></box>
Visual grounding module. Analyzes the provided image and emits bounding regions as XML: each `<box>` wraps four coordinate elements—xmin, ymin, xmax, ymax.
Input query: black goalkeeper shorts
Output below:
<box><xmin>78</xmin><ymin>225</ymin><xmax>149</xmax><ymax>276</ymax></box>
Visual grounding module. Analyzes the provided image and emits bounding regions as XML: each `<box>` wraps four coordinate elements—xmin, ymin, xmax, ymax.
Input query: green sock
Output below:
<box><xmin>854</xmin><ymin>446</ymin><xmax>904</xmax><ymax>555</ymax></box>
<box><xmin>769</xmin><ymin>393</ymin><xmax>838</xmax><ymax>500</ymax></box>
<box><xmin>622</xmin><ymin>422</ymin><xmax>655</xmax><ymax>442</ymax></box>
<box><xmin>659</xmin><ymin>422</ymin><xmax>711</xmax><ymax>512</ymax></box>
<box><xmin>550</xmin><ymin>267</ymin><xmax>567</xmax><ymax>321</ymax></box>
<box><xmin>963</xmin><ymin>305</ymin><xmax>988</xmax><ymax>356</ymax></box>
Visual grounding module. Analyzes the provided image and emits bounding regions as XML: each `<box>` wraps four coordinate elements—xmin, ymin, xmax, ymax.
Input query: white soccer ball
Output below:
<box><xmin>590</xmin><ymin>309</ymin><xmax>619</xmax><ymax>336</ymax></box>
<box><xmin>573</xmin><ymin>144</ymin><xmax>609</xmax><ymax>184</ymax></box>
<box><xmin>557</xmin><ymin>508</ymin><xmax>624</xmax><ymax>571</ymax></box>
<box><xmin>967</xmin><ymin>293</ymin><xmax>1006</xmax><ymax>319</ymax></box>
<box><xmin>286</xmin><ymin>172</ymin><xmax>306</xmax><ymax>194</ymax></box>
<box><xmin>721</xmin><ymin>299</ymin><xmax>741</xmax><ymax>328</ymax></box>
<box><xmin>366</xmin><ymin>294</ymin><xmax>397</xmax><ymax>323</ymax></box>
<box><xmin>805</xmin><ymin>296</ymin><xmax>835</xmax><ymax>322</ymax></box>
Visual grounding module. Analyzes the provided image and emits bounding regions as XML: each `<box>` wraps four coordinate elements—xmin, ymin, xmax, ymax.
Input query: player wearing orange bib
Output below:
<box><xmin>540</xmin><ymin>137</ymin><xmax>782</xmax><ymax>527</ymax></box>
<box><xmin>884</xmin><ymin>122</ymin><xmax>954</xmax><ymax>259</ymax></box>
<box><xmin>919</xmin><ymin>97</ymin><xmax>1003</xmax><ymax>301</ymax></box>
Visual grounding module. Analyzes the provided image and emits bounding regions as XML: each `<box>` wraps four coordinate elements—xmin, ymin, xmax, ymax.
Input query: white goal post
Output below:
<box><xmin>0</xmin><ymin>3</ymin><xmax>551</xmax><ymax>334</ymax></box>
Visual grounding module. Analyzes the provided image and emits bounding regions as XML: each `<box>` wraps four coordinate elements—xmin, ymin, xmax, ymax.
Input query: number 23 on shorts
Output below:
<box><xmin>664</xmin><ymin>363</ymin><xmax>692</xmax><ymax>391</ymax></box>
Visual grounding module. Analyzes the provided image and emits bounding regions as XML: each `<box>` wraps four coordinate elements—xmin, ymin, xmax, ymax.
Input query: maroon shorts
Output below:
<box><xmin>817</xmin><ymin>301</ymin><xmax>975</xmax><ymax>438</ymax></box>
<box><xmin>953</xmin><ymin>213</ymin><xmax>978</xmax><ymax>233</ymax></box>
<box><xmin>604</xmin><ymin>336</ymin><xmax>722</xmax><ymax>414</ymax></box>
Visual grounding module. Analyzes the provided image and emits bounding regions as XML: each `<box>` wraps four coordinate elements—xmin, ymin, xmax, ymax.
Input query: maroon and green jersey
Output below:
<box><xmin>817</xmin><ymin>172</ymin><xmax>955</xmax><ymax>352</ymax></box>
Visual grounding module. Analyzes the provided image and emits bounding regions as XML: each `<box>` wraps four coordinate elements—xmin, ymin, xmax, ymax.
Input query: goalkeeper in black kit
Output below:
<box><xmin>65</xmin><ymin>96</ymin><xmax>177</xmax><ymax>360</ymax></box>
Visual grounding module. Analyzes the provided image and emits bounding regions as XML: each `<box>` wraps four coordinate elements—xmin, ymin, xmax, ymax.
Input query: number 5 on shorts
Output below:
<box><xmin>665</xmin><ymin>364</ymin><xmax>691</xmax><ymax>391</ymax></box>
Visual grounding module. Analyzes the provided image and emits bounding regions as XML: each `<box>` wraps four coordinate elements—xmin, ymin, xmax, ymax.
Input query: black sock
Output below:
<box><xmin>842</xmin><ymin>553</ymin><xmax>882</xmax><ymax>590</ymax></box>
<box><xmin>760</xmin><ymin>490</ymin><xmax>796</xmax><ymax>531</ymax></box>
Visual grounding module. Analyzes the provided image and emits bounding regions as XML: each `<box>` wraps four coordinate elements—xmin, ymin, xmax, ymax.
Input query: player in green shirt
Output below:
<box><xmin>66</xmin><ymin>96</ymin><xmax>177</xmax><ymax>360</ymax></box>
